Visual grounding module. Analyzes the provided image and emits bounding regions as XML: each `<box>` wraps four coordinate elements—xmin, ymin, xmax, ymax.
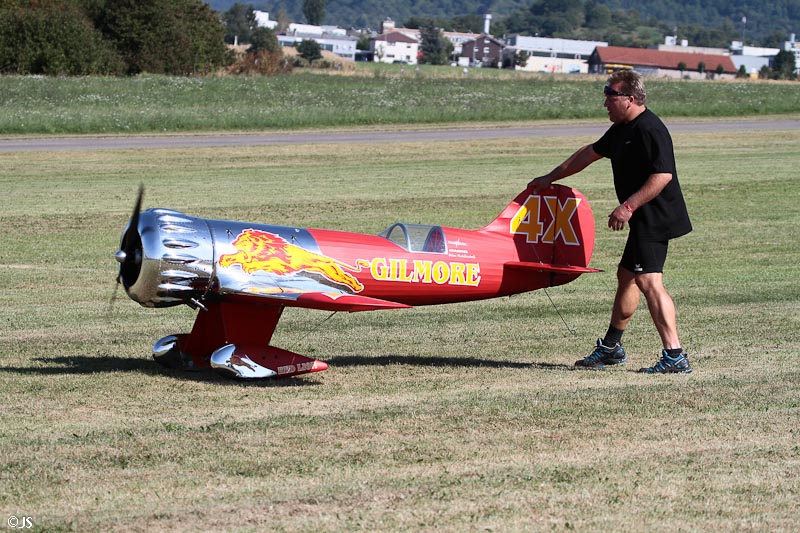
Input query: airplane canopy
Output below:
<box><xmin>379</xmin><ymin>223</ymin><xmax>446</xmax><ymax>253</ymax></box>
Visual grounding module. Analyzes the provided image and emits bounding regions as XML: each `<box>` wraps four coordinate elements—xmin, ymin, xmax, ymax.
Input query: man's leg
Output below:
<box><xmin>635</xmin><ymin>272</ymin><xmax>692</xmax><ymax>374</ymax></box>
<box><xmin>611</xmin><ymin>266</ymin><xmax>640</xmax><ymax>331</ymax></box>
<box><xmin>575</xmin><ymin>266</ymin><xmax>639</xmax><ymax>368</ymax></box>
<box><xmin>634</xmin><ymin>272</ymin><xmax>681</xmax><ymax>350</ymax></box>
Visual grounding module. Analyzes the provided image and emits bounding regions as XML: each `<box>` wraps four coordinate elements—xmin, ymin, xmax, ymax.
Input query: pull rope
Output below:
<box><xmin>287</xmin><ymin>311</ymin><xmax>338</xmax><ymax>352</ymax></box>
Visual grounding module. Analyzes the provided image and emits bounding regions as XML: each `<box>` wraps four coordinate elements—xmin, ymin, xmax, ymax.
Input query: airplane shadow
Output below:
<box><xmin>0</xmin><ymin>355</ymin><xmax>318</xmax><ymax>387</ymax></box>
<box><xmin>325</xmin><ymin>354</ymin><xmax>576</xmax><ymax>372</ymax></box>
<box><xmin>0</xmin><ymin>354</ymin><xmax>579</xmax><ymax>386</ymax></box>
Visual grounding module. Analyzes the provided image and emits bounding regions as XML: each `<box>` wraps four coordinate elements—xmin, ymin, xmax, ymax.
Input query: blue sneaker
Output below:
<box><xmin>575</xmin><ymin>339</ymin><xmax>628</xmax><ymax>369</ymax></box>
<box><xmin>638</xmin><ymin>350</ymin><xmax>692</xmax><ymax>374</ymax></box>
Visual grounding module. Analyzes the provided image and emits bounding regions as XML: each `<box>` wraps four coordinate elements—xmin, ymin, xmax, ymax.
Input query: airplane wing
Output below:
<box><xmin>505</xmin><ymin>261</ymin><xmax>602</xmax><ymax>274</ymax></box>
<box><xmin>223</xmin><ymin>287</ymin><xmax>412</xmax><ymax>312</ymax></box>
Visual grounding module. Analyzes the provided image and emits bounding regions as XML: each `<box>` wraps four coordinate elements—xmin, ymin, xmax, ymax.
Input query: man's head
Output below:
<box><xmin>604</xmin><ymin>70</ymin><xmax>647</xmax><ymax>124</ymax></box>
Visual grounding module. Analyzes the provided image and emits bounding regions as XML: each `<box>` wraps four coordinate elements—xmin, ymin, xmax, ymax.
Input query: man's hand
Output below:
<box><xmin>528</xmin><ymin>175</ymin><xmax>553</xmax><ymax>194</ymax></box>
<box><xmin>607</xmin><ymin>204</ymin><xmax>633</xmax><ymax>231</ymax></box>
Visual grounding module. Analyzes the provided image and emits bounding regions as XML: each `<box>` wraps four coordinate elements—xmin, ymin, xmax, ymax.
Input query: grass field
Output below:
<box><xmin>1</xmin><ymin>122</ymin><xmax>798</xmax><ymax>530</ymax></box>
<box><xmin>1</xmin><ymin>72</ymin><xmax>799</xmax><ymax>134</ymax></box>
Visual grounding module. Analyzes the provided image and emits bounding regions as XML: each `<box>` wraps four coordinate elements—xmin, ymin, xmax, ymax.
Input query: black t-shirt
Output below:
<box><xmin>593</xmin><ymin>108</ymin><xmax>692</xmax><ymax>240</ymax></box>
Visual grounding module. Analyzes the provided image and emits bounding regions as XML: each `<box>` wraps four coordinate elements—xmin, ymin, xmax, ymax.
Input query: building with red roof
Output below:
<box><xmin>589</xmin><ymin>45</ymin><xmax>738</xmax><ymax>79</ymax></box>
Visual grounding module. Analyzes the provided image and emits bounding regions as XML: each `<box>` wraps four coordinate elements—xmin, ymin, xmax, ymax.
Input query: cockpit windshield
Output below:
<box><xmin>379</xmin><ymin>223</ymin><xmax>447</xmax><ymax>253</ymax></box>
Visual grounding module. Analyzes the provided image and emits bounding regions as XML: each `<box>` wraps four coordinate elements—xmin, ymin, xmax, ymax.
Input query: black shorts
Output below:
<box><xmin>620</xmin><ymin>236</ymin><xmax>669</xmax><ymax>274</ymax></box>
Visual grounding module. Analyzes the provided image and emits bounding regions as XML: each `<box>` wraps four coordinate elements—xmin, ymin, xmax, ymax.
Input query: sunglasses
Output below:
<box><xmin>604</xmin><ymin>86</ymin><xmax>632</xmax><ymax>97</ymax></box>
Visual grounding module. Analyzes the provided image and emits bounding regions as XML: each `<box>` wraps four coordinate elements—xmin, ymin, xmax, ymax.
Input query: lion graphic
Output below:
<box><xmin>219</xmin><ymin>229</ymin><xmax>364</xmax><ymax>293</ymax></box>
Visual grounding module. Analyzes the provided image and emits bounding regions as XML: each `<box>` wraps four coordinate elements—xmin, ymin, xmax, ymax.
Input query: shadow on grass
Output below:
<box><xmin>0</xmin><ymin>355</ymin><xmax>320</xmax><ymax>387</ymax></box>
<box><xmin>0</xmin><ymin>354</ymin><xmax>578</xmax><ymax>386</ymax></box>
<box><xmin>325</xmin><ymin>354</ymin><xmax>576</xmax><ymax>371</ymax></box>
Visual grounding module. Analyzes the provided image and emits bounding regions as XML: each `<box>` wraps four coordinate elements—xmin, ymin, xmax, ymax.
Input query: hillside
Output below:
<box><xmin>206</xmin><ymin>0</ymin><xmax>798</xmax><ymax>45</ymax></box>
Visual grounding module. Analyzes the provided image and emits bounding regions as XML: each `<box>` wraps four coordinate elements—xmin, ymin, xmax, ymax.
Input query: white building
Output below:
<box><xmin>253</xmin><ymin>10</ymin><xmax>277</xmax><ymax>30</ymax></box>
<box><xmin>277</xmin><ymin>23</ymin><xmax>358</xmax><ymax>61</ymax></box>
<box><xmin>377</xmin><ymin>18</ymin><xmax>479</xmax><ymax>61</ymax></box>
<box><xmin>505</xmin><ymin>35</ymin><xmax>607</xmax><ymax>73</ymax></box>
<box><xmin>785</xmin><ymin>34</ymin><xmax>800</xmax><ymax>75</ymax></box>
<box><xmin>729</xmin><ymin>40</ymin><xmax>780</xmax><ymax>77</ymax></box>
<box><xmin>371</xmin><ymin>31</ymin><xmax>419</xmax><ymax>64</ymax></box>
<box><xmin>660</xmin><ymin>36</ymin><xmax>728</xmax><ymax>55</ymax></box>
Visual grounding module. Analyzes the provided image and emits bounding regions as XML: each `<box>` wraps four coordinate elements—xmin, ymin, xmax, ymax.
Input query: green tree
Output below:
<box><xmin>249</xmin><ymin>27</ymin><xmax>280</xmax><ymax>54</ymax></box>
<box><xmin>528</xmin><ymin>0</ymin><xmax>585</xmax><ymax>36</ymax></box>
<box><xmin>0</xmin><ymin>0</ymin><xmax>123</xmax><ymax>75</ymax></box>
<box><xmin>223</xmin><ymin>2</ymin><xmax>257</xmax><ymax>45</ymax></box>
<box><xmin>98</xmin><ymin>0</ymin><xmax>230</xmax><ymax>75</ymax></box>
<box><xmin>503</xmin><ymin>50</ymin><xmax>529</xmax><ymax>69</ymax></box>
<box><xmin>356</xmin><ymin>33</ymin><xmax>371</xmax><ymax>51</ymax></box>
<box><xmin>302</xmin><ymin>0</ymin><xmax>326</xmax><ymax>26</ymax></box>
<box><xmin>762</xmin><ymin>31</ymin><xmax>789</xmax><ymax>48</ymax></box>
<box><xmin>451</xmin><ymin>15</ymin><xmax>485</xmax><ymax>33</ymax></box>
<box><xmin>585</xmin><ymin>1</ymin><xmax>612</xmax><ymax>29</ymax></box>
<box><xmin>736</xmin><ymin>64</ymin><xmax>748</xmax><ymax>78</ymax></box>
<box><xmin>772</xmin><ymin>49</ymin><xmax>797</xmax><ymax>79</ymax></box>
<box><xmin>297</xmin><ymin>39</ymin><xmax>322</xmax><ymax>62</ymax></box>
<box><xmin>405</xmin><ymin>16</ymin><xmax>450</xmax><ymax>30</ymax></box>
<box><xmin>419</xmin><ymin>25</ymin><xmax>452</xmax><ymax>65</ymax></box>
<box><xmin>237</xmin><ymin>27</ymin><xmax>285</xmax><ymax>75</ymax></box>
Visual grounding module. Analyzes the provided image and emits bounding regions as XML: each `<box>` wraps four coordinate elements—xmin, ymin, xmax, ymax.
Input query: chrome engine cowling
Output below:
<box><xmin>116</xmin><ymin>208</ymin><xmax>214</xmax><ymax>307</ymax></box>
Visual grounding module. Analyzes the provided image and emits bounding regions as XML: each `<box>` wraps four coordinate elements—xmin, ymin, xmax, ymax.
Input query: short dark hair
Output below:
<box><xmin>607</xmin><ymin>70</ymin><xmax>646</xmax><ymax>105</ymax></box>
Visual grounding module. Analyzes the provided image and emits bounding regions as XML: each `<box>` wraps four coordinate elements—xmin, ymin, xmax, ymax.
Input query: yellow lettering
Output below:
<box><xmin>370</xmin><ymin>258</ymin><xmax>390</xmax><ymax>280</ymax></box>
<box><xmin>413</xmin><ymin>259</ymin><xmax>432</xmax><ymax>283</ymax></box>
<box><xmin>393</xmin><ymin>259</ymin><xmax>415</xmax><ymax>282</ymax></box>
<box><xmin>432</xmin><ymin>261</ymin><xmax>449</xmax><ymax>284</ymax></box>
<box><xmin>466</xmin><ymin>263</ymin><xmax>481</xmax><ymax>286</ymax></box>
<box><xmin>510</xmin><ymin>195</ymin><xmax>581</xmax><ymax>245</ymax></box>
<box><xmin>542</xmin><ymin>196</ymin><xmax>558</xmax><ymax>243</ymax></box>
<box><xmin>511</xmin><ymin>195</ymin><xmax>544</xmax><ymax>243</ymax></box>
<box><xmin>363</xmin><ymin>258</ymin><xmax>481</xmax><ymax>287</ymax></box>
<box><xmin>553</xmin><ymin>198</ymin><xmax>580</xmax><ymax>245</ymax></box>
<box><xmin>450</xmin><ymin>262</ymin><xmax>466</xmax><ymax>285</ymax></box>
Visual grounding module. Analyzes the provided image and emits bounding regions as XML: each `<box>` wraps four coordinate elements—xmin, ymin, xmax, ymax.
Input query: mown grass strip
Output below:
<box><xmin>1</xmin><ymin>128</ymin><xmax>799</xmax><ymax>530</ymax></box>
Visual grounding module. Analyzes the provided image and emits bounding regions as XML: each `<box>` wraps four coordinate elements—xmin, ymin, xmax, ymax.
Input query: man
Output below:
<box><xmin>529</xmin><ymin>70</ymin><xmax>693</xmax><ymax>374</ymax></box>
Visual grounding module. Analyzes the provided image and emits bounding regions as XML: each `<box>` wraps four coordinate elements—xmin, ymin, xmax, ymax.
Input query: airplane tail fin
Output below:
<box><xmin>482</xmin><ymin>183</ymin><xmax>599</xmax><ymax>286</ymax></box>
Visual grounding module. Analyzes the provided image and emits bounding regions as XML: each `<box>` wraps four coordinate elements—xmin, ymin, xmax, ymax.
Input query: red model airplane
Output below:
<box><xmin>115</xmin><ymin>184</ymin><xmax>599</xmax><ymax>379</ymax></box>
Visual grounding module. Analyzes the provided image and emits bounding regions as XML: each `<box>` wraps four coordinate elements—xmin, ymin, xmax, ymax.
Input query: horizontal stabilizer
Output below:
<box><xmin>505</xmin><ymin>261</ymin><xmax>602</xmax><ymax>274</ymax></box>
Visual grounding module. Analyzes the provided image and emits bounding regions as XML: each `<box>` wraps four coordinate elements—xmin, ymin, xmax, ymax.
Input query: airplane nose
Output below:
<box><xmin>119</xmin><ymin>208</ymin><xmax>214</xmax><ymax>308</ymax></box>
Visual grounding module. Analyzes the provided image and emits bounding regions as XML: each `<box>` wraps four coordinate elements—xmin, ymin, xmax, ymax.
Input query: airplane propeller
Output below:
<box><xmin>108</xmin><ymin>184</ymin><xmax>145</xmax><ymax>320</ymax></box>
<box><xmin>115</xmin><ymin>184</ymin><xmax>144</xmax><ymax>290</ymax></box>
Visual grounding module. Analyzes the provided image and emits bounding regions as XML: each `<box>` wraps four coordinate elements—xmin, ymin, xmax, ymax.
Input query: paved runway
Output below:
<box><xmin>1</xmin><ymin>118</ymin><xmax>798</xmax><ymax>152</ymax></box>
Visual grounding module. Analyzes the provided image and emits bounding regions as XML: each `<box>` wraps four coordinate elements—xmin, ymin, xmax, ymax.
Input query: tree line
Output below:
<box><xmin>0</xmin><ymin>0</ymin><xmax>339</xmax><ymax>75</ymax></box>
<box><xmin>0</xmin><ymin>0</ymin><xmax>229</xmax><ymax>75</ymax></box>
<box><xmin>213</xmin><ymin>0</ymin><xmax>798</xmax><ymax>49</ymax></box>
<box><xmin>1</xmin><ymin>0</ymin><xmax>796</xmax><ymax>78</ymax></box>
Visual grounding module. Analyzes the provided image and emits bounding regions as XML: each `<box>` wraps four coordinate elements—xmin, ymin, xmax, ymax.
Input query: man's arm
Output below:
<box><xmin>607</xmin><ymin>172</ymin><xmax>673</xmax><ymax>231</ymax></box>
<box><xmin>528</xmin><ymin>144</ymin><xmax>603</xmax><ymax>193</ymax></box>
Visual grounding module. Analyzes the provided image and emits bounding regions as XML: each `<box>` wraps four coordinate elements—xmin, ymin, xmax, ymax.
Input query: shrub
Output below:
<box><xmin>97</xmin><ymin>0</ymin><xmax>231</xmax><ymax>75</ymax></box>
<box><xmin>0</xmin><ymin>1</ymin><xmax>124</xmax><ymax>75</ymax></box>
<box><xmin>249</xmin><ymin>27</ymin><xmax>281</xmax><ymax>54</ymax></box>
<box><xmin>228</xmin><ymin>50</ymin><xmax>291</xmax><ymax>75</ymax></box>
<box><xmin>297</xmin><ymin>39</ymin><xmax>322</xmax><ymax>62</ymax></box>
